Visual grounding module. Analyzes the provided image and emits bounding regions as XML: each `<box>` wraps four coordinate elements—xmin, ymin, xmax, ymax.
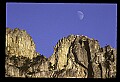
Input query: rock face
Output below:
<box><xmin>6</xmin><ymin>28</ymin><xmax>38</xmax><ymax>59</ymax></box>
<box><xmin>5</xmin><ymin>28</ymin><xmax>117</xmax><ymax>78</ymax></box>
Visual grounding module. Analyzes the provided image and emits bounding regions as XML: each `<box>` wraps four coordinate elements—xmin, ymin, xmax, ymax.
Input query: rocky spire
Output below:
<box><xmin>6</xmin><ymin>27</ymin><xmax>38</xmax><ymax>59</ymax></box>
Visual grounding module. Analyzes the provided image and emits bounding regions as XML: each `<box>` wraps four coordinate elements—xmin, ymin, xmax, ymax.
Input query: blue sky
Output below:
<box><xmin>6</xmin><ymin>3</ymin><xmax>117</xmax><ymax>58</ymax></box>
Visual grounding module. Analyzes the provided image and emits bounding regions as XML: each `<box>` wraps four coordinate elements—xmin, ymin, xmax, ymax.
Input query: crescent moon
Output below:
<box><xmin>77</xmin><ymin>11</ymin><xmax>84</xmax><ymax>20</ymax></box>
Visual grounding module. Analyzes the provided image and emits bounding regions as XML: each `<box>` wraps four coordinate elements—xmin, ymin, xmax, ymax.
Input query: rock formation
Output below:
<box><xmin>5</xmin><ymin>27</ymin><xmax>117</xmax><ymax>78</ymax></box>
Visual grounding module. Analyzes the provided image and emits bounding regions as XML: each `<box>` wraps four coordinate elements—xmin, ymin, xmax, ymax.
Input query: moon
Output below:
<box><xmin>77</xmin><ymin>11</ymin><xmax>84</xmax><ymax>20</ymax></box>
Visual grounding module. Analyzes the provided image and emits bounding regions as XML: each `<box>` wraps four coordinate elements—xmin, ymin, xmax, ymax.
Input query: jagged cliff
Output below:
<box><xmin>5</xmin><ymin>28</ymin><xmax>117</xmax><ymax>78</ymax></box>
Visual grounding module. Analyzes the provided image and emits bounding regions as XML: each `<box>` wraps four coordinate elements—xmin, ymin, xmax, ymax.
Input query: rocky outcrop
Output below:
<box><xmin>6</xmin><ymin>28</ymin><xmax>38</xmax><ymax>59</ymax></box>
<box><xmin>5</xmin><ymin>28</ymin><xmax>117</xmax><ymax>78</ymax></box>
